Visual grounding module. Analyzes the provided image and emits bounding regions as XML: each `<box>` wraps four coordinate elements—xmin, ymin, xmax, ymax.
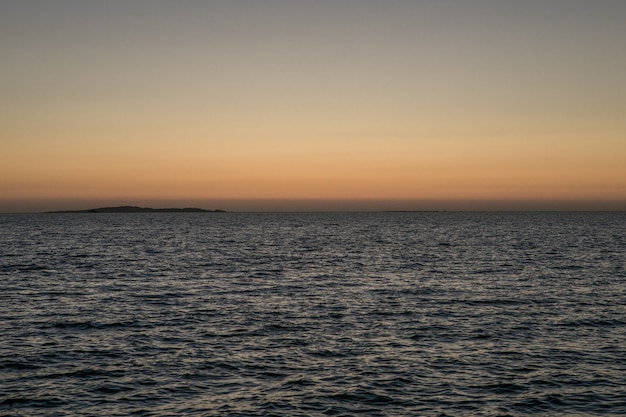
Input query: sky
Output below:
<box><xmin>2</xmin><ymin>0</ymin><xmax>626</xmax><ymax>212</ymax></box>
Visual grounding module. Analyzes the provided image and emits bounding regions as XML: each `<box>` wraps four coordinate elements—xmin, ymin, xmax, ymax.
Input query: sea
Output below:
<box><xmin>1</xmin><ymin>211</ymin><xmax>625</xmax><ymax>416</ymax></box>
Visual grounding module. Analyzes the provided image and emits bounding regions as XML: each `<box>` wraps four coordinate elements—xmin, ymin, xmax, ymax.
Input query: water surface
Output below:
<box><xmin>1</xmin><ymin>212</ymin><xmax>625</xmax><ymax>415</ymax></box>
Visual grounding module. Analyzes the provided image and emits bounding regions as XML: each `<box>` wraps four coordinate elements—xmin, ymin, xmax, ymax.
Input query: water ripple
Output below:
<box><xmin>1</xmin><ymin>212</ymin><xmax>625</xmax><ymax>415</ymax></box>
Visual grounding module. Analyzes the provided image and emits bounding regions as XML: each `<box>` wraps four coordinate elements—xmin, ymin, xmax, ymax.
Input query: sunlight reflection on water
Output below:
<box><xmin>1</xmin><ymin>212</ymin><xmax>625</xmax><ymax>415</ymax></box>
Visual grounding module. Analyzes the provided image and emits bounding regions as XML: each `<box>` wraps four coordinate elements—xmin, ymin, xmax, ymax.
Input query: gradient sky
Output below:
<box><xmin>2</xmin><ymin>0</ymin><xmax>626</xmax><ymax>211</ymax></box>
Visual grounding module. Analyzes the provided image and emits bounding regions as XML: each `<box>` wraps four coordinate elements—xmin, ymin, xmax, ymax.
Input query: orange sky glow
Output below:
<box><xmin>1</xmin><ymin>1</ymin><xmax>625</xmax><ymax>211</ymax></box>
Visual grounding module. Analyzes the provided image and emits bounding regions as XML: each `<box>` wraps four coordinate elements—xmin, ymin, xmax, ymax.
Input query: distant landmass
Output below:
<box><xmin>47</xmin><ymin>206</ymin><xmax>226</xmax><ymax>213</ymax></box>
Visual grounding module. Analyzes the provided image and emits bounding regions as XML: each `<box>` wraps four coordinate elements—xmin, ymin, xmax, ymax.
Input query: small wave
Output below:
<box><xmin>281</xmin><ymin>376</ymin><xmax>316</xmax><ymax>388</ymax></box>
<box><xmin>552</xmin><ymin>264</ymin><xmax>584</xmax><ymax>271</ymax></box>
<box><xmin>1</xmin><ymin>263</ymin><xmax>49</xmax><ymax>272</ymax></box>
<box><xmin>463</xmin><ymin>298</ymin><xmax>530</xmax><ymax>306</ymax></box>
<box><xmin>0</xmin><ymin>361</ymin><xmax>42</xmax><ymax>371</ymax></box>
<box><xmin>473</xmin><ymin>382</ymin><xmax>527</xmax><ymax>395</ymax></box>
<box><xmin>0</xmin><ymin>396</ymin><xmax>68</xmax><ymax>408</ymax></box>
<box><xmin>47</xmin><ymin>320</ymin><xmax>139</xmax><ymax>330</ymax></box>
<box><xmin>557</xmin><ymin>318</ymin><xmax>626</xmax><ymax>327</ymax></box>
<box><xmin>510</xmin><ymin>393</ymin><xmax>568</xmax><ymax>413</ymax></box>
<box><xmin>249</xmin><ymin>269</ymin><xmax>284</xmax><ymax>278</ymax></box>
<box><xmin>258</xmin><ymin>323</ymin><xmax>306</xmax><ymax>335</ymax></box>
<box><xmin>330</xmin><ymin>389</ymin><xmax>400</xmax><ymax>406</ymax></box>
<box><xmin>307</xmin><ymin>348</ymin><xmax>357</xmax><ymax>358</ymax></box>
<box><xmin>93</xmin><ymin>383</ymin><xmax>134</xmax><ymax>395</ymax></box>
<box><xmin>57</xmin><ymin>368</ymin><xmax>126</xmax><ymax>378</ymax></box>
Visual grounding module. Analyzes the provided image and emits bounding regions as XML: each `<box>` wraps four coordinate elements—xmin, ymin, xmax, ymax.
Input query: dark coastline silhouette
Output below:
<box><xmin>47</xmin><ymin>206</ymin><xmax>226</xmax><ymax>213</ymax></box>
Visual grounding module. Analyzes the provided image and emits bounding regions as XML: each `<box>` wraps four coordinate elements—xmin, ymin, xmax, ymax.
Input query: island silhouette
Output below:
<box><xmin>47</xmin><ymin>206</ymin><xmax>226</xmax><ymax>213</ymax></box>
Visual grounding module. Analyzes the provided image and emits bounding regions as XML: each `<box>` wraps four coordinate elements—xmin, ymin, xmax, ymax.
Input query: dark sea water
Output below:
<box><xmin>1</xmin><ymin>212</ymin><xmax>625</xmax><ymax>416</ymax></box>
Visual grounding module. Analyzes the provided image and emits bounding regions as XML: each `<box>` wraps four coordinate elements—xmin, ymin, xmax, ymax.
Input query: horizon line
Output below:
<box><xmin>2</xmin><ymin>197</ymin><xmax>626</xmax><ymax>214</ymax></box>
